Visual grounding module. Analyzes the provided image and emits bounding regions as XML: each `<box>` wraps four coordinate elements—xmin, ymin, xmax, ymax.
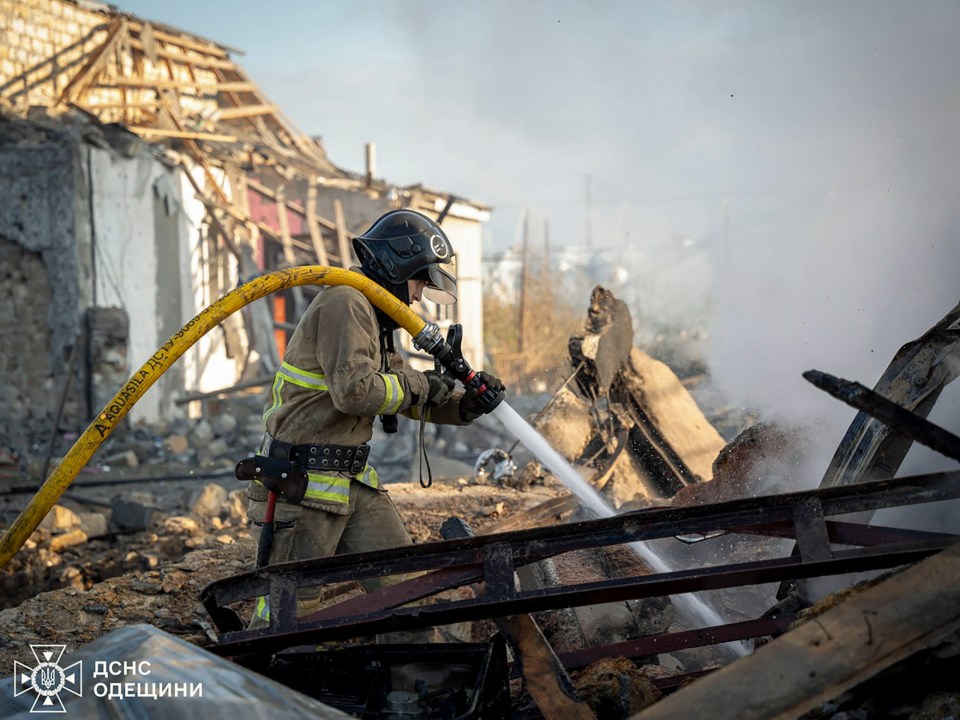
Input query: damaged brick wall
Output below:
<box><xmin>86</xmin><ymin>307</ymin><xmax>129</xmax><ymax>428</ymax></box>
<box><xmin>0</xmin><ymin>0</ymin><xmax>117</xmax><ymax>109</ymax></box>
<box><xmin>0</xmin><ymin>241</ymin><xmax>56</xmax><ymax>456</ymax></box>
<box><xmin>0</xmin><ymin>134</ymin><xmax>88</xmax><ymax>461</ymax></box>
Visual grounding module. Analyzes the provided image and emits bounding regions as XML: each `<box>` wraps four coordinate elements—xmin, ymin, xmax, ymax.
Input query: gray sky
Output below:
<box><xmin>121</xmin><ymin>1</ymin><xmax>960</xmax><ymax>478</ymax></box>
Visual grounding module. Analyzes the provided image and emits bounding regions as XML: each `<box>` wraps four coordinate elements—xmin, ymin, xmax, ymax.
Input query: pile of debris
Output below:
<box><xmin>0</xmin><ymin>468</ymin><xmax>574</xmax><ymax>671</ymax></box>
<box><xmin>531</xmin><ymin>286</ymin><xmax>733</xmax><ymax>509</ymax></box>
<box><xmin>0</xmin><ymin>394</ymin><xmax>558</xmax><ymax>612</ymax></box>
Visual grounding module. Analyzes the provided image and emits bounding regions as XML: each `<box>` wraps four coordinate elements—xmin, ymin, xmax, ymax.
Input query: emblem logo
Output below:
<box><xmin>14</xmin><ymin>645</ymin><xmax>82</xmax><ymax>713</ymax></box>
<box><xmin>429</xmin><ymin>234</ymin><xmax>448</xmax><ymax>259</ymax></box>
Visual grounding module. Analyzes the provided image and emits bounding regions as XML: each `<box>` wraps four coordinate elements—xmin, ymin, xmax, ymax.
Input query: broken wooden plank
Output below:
<box><xmin>618</xmin><ymin>348</ymin><xmax>726</xmax><ymax>484</ymax></box>
<box><xmin>128</xmin><ymin>126</ymin><xmax>237</xmax><ymax>142</ymax></box>
<box><xmin>634</xmin><ymin>543</ymin><xmax>960</xmax><ymax>720</ymax></box>
<box><xmin>79</xmin><ymin>100</ymin><xmax>162</xmax><ymax>111</ymax></box>
<box><xmin>333</xmin><ymin>198</ymin><xmax>353</xmax><ymax>268</ymax></box>
<box><xmin>128</xmin><ymin>38</ymin><xmax>236</xmax><ymax>70</ymax></box>
<box><xmin>501</xmin><ymin>614</ymin><xmax>596</xmax><ymax>720</ymax></box>
<box><xmin>173</xmin><ymin>376</ymin><xmax>276</xmax><ymax>405</ymax></box>
<box><xmin>57</xmin><ymin>19</ymin><xmax>126</xmax><ymax>106</ymax></box>
<box><xmin>134</xmin><ymin>22</ymin><xmax>160</xmax><ymax>65</ymax></box>
<box><xmin>216</xmin><ymin>104</ymin><xmax>278</xmax><ymax>120</ymax></box>
<box><xmin>126</xmin><ymin>21</ymin><xmax>232</xmax><ymax>58</ymax></box>
<box><xmin>486</xmin><ymin>495</ymin><xmax>580</xmax><ymax>534</ymax></box>
<box><xmin>305</xmin><ymin>178</ymin><xmax>329</xmax><ymax>266</ymax></box>
<box><xmin>275</xmin><ymin>184</ymin><xmax>296</xmax><ymax>266</ymax></box>
<box><xmin>102</xmin><ymin>78</ymin><xmax>257</xmax><ymax>93</ymax></box>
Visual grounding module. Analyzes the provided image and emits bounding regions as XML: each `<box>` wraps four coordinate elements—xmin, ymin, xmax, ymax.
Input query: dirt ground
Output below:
<box><xmin>0</xmin><ymin>467</ymin><xmax>568</xmax><ymax>670</ymax></box>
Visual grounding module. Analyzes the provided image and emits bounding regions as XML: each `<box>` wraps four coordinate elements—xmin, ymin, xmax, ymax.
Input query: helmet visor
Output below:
<box><xmin>422</xmin><ymin>265</ymin><xmax>457</xmax><ymax>304</ymax></box>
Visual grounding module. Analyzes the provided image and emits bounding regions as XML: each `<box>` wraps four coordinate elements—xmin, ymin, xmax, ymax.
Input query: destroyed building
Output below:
<box><xmin>0</xmin><ymin>0</ymin><xmax>490</xmax><ymax>465</ymax></box>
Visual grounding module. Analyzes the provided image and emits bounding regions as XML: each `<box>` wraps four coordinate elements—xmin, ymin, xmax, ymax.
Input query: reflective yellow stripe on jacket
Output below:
<box><xmin>255</xmin><ymin>595</ymin><xmax>270</xmax><ymax>621</ymax></box>
<box><xmin>261</xmin><ymin>362</ymin><xmax>383</xmax><ymax>510</ymax></box>
<box><xmin>375</xmin><ymin>372</ymin><xmax>403</xmax><ymax>415</ymax></box>
<box><xmin>305</xmin><ymin>465</ymin><xmax>381</xmax><ymax>504</ymax></box>
<box><xmin>263</xmin><ymin>362</ymin><xmax>328</xmax><ymax>424</ymax></box>
<box><xmin>278</xmin><ymin>361</ymin><xmax>328</xmax><ymax>390</ymax></box>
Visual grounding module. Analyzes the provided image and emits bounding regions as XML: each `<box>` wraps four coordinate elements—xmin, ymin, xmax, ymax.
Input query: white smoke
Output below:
<box><xmin>124</xmin><ymin>0</ymin><xmax>960</xmax><ymax>486</ymax></box>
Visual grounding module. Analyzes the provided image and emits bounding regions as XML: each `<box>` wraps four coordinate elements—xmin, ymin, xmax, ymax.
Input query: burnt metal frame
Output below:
<box><xmin>202</xmin><ymin>469</ymin><xmax>960</xmax><ymax>657</ymax></box>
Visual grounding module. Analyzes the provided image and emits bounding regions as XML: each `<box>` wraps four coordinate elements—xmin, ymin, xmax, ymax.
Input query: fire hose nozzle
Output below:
<box><xmin>425</xmin><ymin>324</ymin><xmax>505</xmax><ymax>415</ymax></box>
<box><xmin>466</xmin><ymin>371</ymin><xmax>506</xmax><ymax>414</ymax></box>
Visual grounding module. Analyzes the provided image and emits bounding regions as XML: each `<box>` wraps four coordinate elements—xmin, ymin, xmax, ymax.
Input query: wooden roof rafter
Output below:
<box><xmin>5</xmin><ymin>0</ymin><xmax>373</xmax><ymax>260</ymax></box>
<box><xmin>55</xmin><ymin>18</ymin><xmax>128</xmax><ymax>107</ymax></box>
<box><xmin>30</xmin><ymin>4</ymin><xmax>342</xmax><ymax>186</ymax></box>
<box><xmin>246</xmin><ymin>177</ymin><xmax>337</xmax><ymax>231</ymax></box>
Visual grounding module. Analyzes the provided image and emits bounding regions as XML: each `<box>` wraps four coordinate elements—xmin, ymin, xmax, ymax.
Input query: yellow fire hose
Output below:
<box><xmin>0</xmin><ymin>267</ymin><xmax>426</xmax><ymax>569</ymax></box>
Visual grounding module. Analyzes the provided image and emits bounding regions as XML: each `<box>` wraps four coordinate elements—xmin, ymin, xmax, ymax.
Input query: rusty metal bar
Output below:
<box><xmin>792</xmin><ymin>497</ymin><xmax>832</xmax><ymax>562</ymax></box>
<box><xmin>555</xmin><ymin>614</ymin><xmax>796</xmax><ymax>671</ymax></box>
<box><xmin>203</xmin><ymin>470</ymin><xmax>960</xmax><ymax>612</ymax></box>
<box><xmin>804</xmin><ymin>369</ymin><xmax>960</xmax><ymax>463</ymax></box>
<box><xmin>202</xmin><ymin>470</ymin><xmax>960</xmax><ymax>657</ymax></box>
<box><xmin>209</xmin><ymin>538</ymin><xmax>954</xmax><ymax>657</ymax></box>
<box><xmin>735</xmin><ymin>520</ymin><xmax>956</xmax><ymax>547</ymax></box>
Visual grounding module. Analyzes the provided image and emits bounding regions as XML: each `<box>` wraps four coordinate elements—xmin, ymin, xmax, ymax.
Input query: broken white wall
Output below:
<box><xmin>178</xmin><ymin>163</ymin><xmax>245</xmax><ymax>404</ymax></box>
<box><xmin>88</xmin><ymin>145</ymin><xmax>175</xmax><ymax>424</ymax></box>
<box><xmin>89</xmin><ymin>148</ymin><xmax>245</xmax><ymax>425</ymax></box>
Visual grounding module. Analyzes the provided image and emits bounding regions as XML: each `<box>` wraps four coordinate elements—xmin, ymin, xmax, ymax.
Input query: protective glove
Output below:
<box><xmin>458</xmin><ymin>371</ymin><xmax>505</xmax><ymax>422</ymax></box>
<box><xmin>423</xmin><ymin>370</ymin><xmax>456</xmax><ymax>407</ymax></box>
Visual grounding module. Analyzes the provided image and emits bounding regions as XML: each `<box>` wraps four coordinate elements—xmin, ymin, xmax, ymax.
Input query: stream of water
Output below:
<box><xmin>492</xmin><ymin>401</ymin><xmax>749</xmax><ymax>658</ymax></box>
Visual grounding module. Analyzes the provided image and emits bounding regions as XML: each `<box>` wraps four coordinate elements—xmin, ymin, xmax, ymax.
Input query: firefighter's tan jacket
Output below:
<box><xmin>250</xmin><ymin>284</ymin><xmax>466</xmax><ymax>513</ymax></box>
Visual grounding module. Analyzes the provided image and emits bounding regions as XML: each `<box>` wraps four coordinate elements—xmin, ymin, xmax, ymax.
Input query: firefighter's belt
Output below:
<box><xmin>260</xmin><ymin>433</ymin><xmax>371</xmax><ymax>474</ymax></box>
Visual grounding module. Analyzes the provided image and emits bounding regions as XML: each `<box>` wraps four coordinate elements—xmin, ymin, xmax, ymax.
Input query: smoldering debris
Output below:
<box><xmin>531</xmin><ymin>285</ymin><xmax>731</xmax><ymax>507</ymax></box>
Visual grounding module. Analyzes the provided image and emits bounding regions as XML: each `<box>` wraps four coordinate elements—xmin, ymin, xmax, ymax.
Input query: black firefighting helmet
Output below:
<box><xmin>353</xmin><ymin>210</ymin><xmax>457</xmax><ymax>304</ymax></box>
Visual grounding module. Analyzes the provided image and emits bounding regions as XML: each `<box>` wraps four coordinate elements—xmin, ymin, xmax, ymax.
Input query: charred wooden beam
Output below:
<box><xmin>634</xmin><ymin>542</ymin><xmax>960</xmax><ymax>720</ymax></box>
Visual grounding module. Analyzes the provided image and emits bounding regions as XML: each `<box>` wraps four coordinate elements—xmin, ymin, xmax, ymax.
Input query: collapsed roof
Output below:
<box><xmin>0</xmin><ymin>0</ymin><xmax>489</xmax><ymax>267</ymax></box>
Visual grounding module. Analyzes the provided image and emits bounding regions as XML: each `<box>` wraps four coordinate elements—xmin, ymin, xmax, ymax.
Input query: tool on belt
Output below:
<box><xmin>235</xmin><ymin>456</ymin><xmax>308</xmax><ymax>569</ymax></box>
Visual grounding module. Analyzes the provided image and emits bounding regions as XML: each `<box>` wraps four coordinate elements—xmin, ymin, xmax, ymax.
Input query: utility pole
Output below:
<box><xmin>517</xmin><ymin>210</ymin><xmax>530</xmax><ymax>392</ymax></box>
<box><xmin>544</xmin><ymin>217</ymin><xmax>551</xmax><ymax>263</ymax></box>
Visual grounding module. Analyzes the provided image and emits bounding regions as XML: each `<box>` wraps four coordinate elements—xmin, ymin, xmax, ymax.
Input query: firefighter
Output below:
<box><xmin>247</xmin><ymin>209</ymin><xmax>503</xmax><ymax>626</ymax></box>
